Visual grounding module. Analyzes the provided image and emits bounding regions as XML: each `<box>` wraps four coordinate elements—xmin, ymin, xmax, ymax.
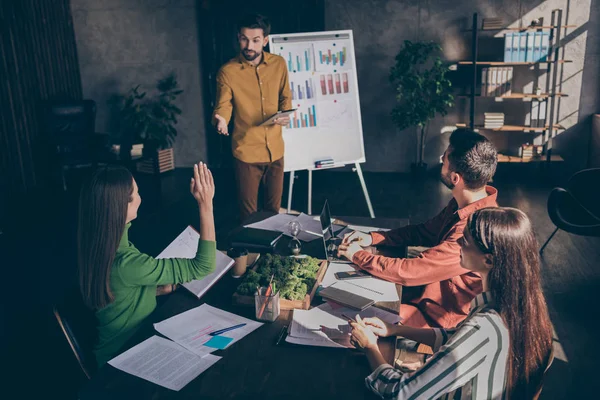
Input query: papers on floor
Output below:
<box><xmin>321</xmin><ymin>262</ymin><xmax>400</xmax><ymax>302</ymax></box>
<box><xmin>108</xmin><ymin>336</ymin><xmax>221</xmax><ymax>391</ymax></box>
<box><xmin>153</xmin><ymin>304</ymin><xmax>262</xmax><ymax>358</ymax></box>
<box><xmin>156</xmin><ymin>226</ymin><xmax>235</xmax><ymax>299</ymax></box>
<box><xmin>286</xmin><ymin>302</ymin><xmax>400</xmax><ymax>348</ymax></box>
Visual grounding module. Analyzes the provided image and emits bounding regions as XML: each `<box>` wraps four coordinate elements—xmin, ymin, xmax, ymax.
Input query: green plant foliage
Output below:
<box><xmin>389</xmin><ymin>41</ymin><xmax>455</xmax><ymax>163</ymax></box>
<box><xmin>236</xmin><ymin>254</ymin><xmax>321</xmax><ymax>301</ymax></box>
<box><xmin>119</xmin><ymin>73</ymin><xmax>183</xmax><ymax>149</ymax></box>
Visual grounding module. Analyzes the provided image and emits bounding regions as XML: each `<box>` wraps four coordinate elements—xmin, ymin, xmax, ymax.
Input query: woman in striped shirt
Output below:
<box><xmin>349</xmin><ymin>207</ymin><xmax>553</xmax><ymax>399</ymax></box>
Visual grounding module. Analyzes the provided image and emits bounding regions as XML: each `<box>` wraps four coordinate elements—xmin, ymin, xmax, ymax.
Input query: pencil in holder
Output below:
<box><xmin>255</xmin><ymin>287</ymin><xmax>280</xmax><ymax>322</ymax></box>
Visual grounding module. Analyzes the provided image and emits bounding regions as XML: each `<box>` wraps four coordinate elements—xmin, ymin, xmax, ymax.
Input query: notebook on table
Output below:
<box><xmin>156</xmin><ymin>226</ymin><xmax>235</xmax><ymax>299</ymax></box>
<box><xmin>318</xmin><ymin>284</ymin><xmax>375</xmax><ymax>311</ymax></box>
<box><xmin>229</xmin><ymin>227</ymin><xmax>283</xmax><ymax>252</ymax></box>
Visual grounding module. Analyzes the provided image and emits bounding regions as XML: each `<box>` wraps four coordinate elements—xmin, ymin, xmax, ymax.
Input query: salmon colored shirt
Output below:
<box><xmin>353</xmin><ymin>186</ymin><xmax>499</xmax><ymax>329</ymax></box>
<box><xmin>212</xmin><ymin>51</ymin><xmax>292</xmax><ymax>164</ymax></box>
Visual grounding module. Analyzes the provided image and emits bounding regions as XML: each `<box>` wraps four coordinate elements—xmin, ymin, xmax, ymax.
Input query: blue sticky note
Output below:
<box><xmin>204</xmin><ymin>335</ymin><xmax>234</xmax><ymax>349</ymax></box>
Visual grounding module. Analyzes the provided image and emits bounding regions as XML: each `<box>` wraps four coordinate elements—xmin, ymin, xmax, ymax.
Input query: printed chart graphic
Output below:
<box><xmin>317</xmin><ymin>46</ymin><xmax>346</xmax><ymax>66</ymax></box>
<box><xmin>279</xmin><ymin>44</ymin><xmax>314</xmax><ymax>72</ymax></box>
<box><xmin>319</xmin><ymin>73</ymin><xmax>350</xmax><ymax>95</ymax></box>
<box><xmin>291</xmin><ymin>78</ymin><xmax>316</xmax><ymax>100</ymax></box>
<box><xmin>288</xmin><ymin>105</ymin><xmax>317</xmax><ymax>129</ymax></box>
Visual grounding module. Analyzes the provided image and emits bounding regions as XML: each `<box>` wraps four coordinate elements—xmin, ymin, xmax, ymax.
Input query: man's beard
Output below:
<box><xmin>440</xmin><ymin>170</ymin><xmax>455</xmax><ymax>189</ymax></box>
<box><xmin>242</xmin><ymin>49</ymin><xmax>261</xmax><ymax>61</ymax></box>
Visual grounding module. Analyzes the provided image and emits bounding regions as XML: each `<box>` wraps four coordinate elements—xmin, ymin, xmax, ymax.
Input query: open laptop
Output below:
<box><xmin>319</xmin><ymin>200</ymin><xmax>353</xmax><ymax>264</ymax></box>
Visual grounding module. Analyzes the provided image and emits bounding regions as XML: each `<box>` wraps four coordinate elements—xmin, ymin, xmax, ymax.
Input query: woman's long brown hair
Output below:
<box><xmin>468</xmin><ymin>207</ymin><xmax>553</xmax><ymax>398</ymax></box>
<box><xmin>78</xmin><ymin>166</ymin><xmax>133</xmax><ymax>309</ymax></box>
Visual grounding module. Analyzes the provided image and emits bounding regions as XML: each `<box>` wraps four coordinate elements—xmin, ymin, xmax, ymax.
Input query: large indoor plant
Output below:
<box><xmin>119</xmin><ymin>73</ymin><xmax>183</xmax><ymax>173</ymax></box>
<box><xmin>389</xmin><ymin>41</ymin><xmax>454</xmax><ymax>173</ymax></box>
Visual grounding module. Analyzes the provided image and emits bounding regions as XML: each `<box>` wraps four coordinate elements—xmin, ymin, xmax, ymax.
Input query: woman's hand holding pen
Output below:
<box><xmin>342</xmin><ymin>231</ymin><xmax>373</xmax><ymax>247</ymax></box>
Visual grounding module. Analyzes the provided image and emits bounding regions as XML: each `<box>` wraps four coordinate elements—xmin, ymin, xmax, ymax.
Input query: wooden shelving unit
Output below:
<box><xmin>464</xmin><ymin>24</ymin><xmax>577</xmax><ymax>32</ymax></box>
<box><xmin>456</xmin><ymin>93</ymin><xmax>567</xmax><ymax>99</ymax></box>
<box><xmin>497</xmin><ymin>154</ymin><xmax>564</xmax><ymax>163</ymax></box>
<box><xmin>456</xmin><ymin>123</ymin><xmax>565</xmax><ymax>132</ymax></box>
<box><xmin>457</xmin><ymin>60</ymin><xmax>572</xmax><ymax>65</ymax></box>
<box><xmin>457</xmin><ymin>10</ymin><xmax>573</xmax><ymax>164</ymax></box>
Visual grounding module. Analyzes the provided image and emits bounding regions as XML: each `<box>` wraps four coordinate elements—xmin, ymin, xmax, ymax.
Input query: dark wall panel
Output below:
<box><xmin>0</xmin><ymin>0</ymin><xmax>82</xmax><ymax>229</ymax></box>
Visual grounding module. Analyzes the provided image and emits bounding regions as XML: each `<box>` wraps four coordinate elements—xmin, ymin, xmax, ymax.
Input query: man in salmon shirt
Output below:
<box><xmin>337</xmin><ymin>128</ymin><xmax>498</xmax><ymax>328</ymax></box>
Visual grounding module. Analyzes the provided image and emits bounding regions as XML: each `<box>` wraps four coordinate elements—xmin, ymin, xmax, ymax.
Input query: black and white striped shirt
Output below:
<box><xmin>365</xmin><ymin>292</ymin><xmax>509</xmax><ymax>399</ymax></box>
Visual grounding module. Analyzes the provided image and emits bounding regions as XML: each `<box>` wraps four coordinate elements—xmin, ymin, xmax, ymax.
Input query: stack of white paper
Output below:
<box><xmin>108</xmin><ymin>336</ymin><xmax>221</xmax><ymax>391</ymax></box>
<box><xmin>321</xmin><ymin>263</ymin><xmax>400</xmax><ymax>302</ymax></box>
<box><xmin>156</xmin><ymin>226</ymin><xmax>235</xmax><ymax>299</ymax></box>
<box><xmin>153</xmin><ymin>304</ymin><xmax>262</xmax><ymax>358</ymax></box>
<box><xmin>286</xmin><ymin>302</ymin><xmax>400</xmax><ymax>348</ymax></box>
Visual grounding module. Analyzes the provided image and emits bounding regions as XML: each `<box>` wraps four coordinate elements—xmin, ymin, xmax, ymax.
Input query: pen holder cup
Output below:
<box><xmin>255</xmin><ymin>288</ymin><xmax>280</xmax><ymax>322</ymax></box>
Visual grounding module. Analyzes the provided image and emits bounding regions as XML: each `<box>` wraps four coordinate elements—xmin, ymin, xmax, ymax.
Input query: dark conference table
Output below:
<box><xmin>79</xmin><ymin>213</ymin><xmax>409</xmax><ymax>400</ymax></box>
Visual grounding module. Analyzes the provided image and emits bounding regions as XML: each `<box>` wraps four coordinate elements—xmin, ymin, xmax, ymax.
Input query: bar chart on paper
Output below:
<box><xmin>288</xmin><ymin>105</ymin><xmax>317</xmax><ymax>129</ymax></box>
<box><xmin>291</xmin><ymin>78</ymin><xmax>316</xmax><ymax>100</ymax></box>
<box><xmin>319</xmin><ymin>73</ymin><xmax>350</xmax><ymax>96</ymax></box>
<box><xmin>281</xmin><ymin>46</ymin><xmax>314</xmax><ymax>72</ymax></box>
<box><xmin>317</xmin><ymin>46</ymin><xmax>346</xmax><ymax>66</ymax></box>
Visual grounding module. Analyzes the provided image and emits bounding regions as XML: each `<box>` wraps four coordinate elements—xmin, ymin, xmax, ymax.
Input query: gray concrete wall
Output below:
<box><xmin>325</xmin><ymin>0</ymin><xmax>600</xmax><ymax>171</ymax></box>
<box><xmin>71</xmin><ymin>0</ymin><xmax>206</xmax><ymax>167</ymax></box>
<box><xmin>71</xmin><ymin>0</ymin><xmax>599</xmax><ymax>171</ymax></box>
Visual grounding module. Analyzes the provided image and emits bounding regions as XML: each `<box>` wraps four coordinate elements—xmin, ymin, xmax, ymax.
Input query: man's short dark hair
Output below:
<box><xmin>237</xmin><ymin>14</ymin><xmax>271</xmax><ymax>36</ymax></box>
<box><xmin>448</xmin><ymin>128</ymin><xmax>498</xmax><ymax>190</ymax></box>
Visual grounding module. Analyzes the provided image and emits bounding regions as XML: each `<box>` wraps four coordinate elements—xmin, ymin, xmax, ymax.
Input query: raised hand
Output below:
<box><xmin>337</xmin><ymin>241</ymin><xmax>363</xmax><ymax>261</ymax></box>
<box><xmin>190</xmin><ymin>162</ymin><xmax>215</xmax><ymax>207</ymax></box>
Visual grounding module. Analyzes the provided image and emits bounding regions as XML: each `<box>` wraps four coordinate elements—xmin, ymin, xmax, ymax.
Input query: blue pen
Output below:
<box><xmin>208</xmin><ymin>323</ymin><xmax>247</xmax><ymax>336</ymax></box>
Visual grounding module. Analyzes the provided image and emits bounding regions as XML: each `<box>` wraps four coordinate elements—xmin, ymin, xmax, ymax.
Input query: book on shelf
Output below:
<box><xmin>504</xmin><ymin>31</ymin><xmax>550</xmax><ymax>62</ymax></box>
<box><xmin>482</xmin><ymin>17</ymin><xmax>504</xmax><ymax>30</ymax></box>
<box><xmin>481</xmin><ymin>67</ymin><xmax>513</xmax><ymax>97</ymax></box>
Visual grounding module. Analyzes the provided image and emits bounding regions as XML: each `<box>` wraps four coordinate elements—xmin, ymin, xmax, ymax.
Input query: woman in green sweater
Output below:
<box><xmin>78</xmin><ymin>162</ymin><xmax>217</xmax><ymax>366</ymax></box>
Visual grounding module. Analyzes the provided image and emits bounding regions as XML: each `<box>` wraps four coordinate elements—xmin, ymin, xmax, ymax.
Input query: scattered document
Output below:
<box><xmin>287</xmin><ymin>302</ymin><xmax>400</xmax><ymax>348</ymax></box>
<box><xmin>153</xmin><ymin>304</ymin><xmax>262</xmax><ymax>358</ymax></box>
<box><xmin>321</xmin><ymin>262</ymin><xmax>400</xmax><ymax>302</ymax></box>
<box><xmin>244</xmin><ymin>213</ymin><xmax>321</xmax><ymax>242</ymax></box>
<box><xmin>347</xmin><ymin>225</ymin><xmax>391</xmax><ymax>233</ymax></box>
<box><xmin>156</xmin><ymin>226</ymin><xmax>235</xmax><ymax>299</ymax></box>
<box><xmin>244</xmin><ymin>213</ymin><xmax>297</xmax><ymax>232</ymax></box>
<box><xmin>108</xmin><ymin>336</ymin><xmax>221</xmax><ymax>391</ymax></box>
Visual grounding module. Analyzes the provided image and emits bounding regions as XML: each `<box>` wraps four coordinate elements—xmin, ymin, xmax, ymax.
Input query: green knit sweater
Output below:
<box><xmin>94</xmin><ymin>223</ymin><xmax>216</xmax><ymax>366</ymax></box>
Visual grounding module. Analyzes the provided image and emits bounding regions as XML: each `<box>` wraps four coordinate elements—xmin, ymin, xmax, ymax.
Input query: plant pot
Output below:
<box><xmin>136</xmin><ymin>147</ymin><xmax>175</xmax><ymax>174</ymax></box>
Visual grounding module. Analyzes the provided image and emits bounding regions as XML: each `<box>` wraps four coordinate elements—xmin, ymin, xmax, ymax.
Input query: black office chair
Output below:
<box><xmin>540</xmin><ymin>168</ymin><xmax>600</xmax><ymax>253</ymax></box>
<box><xmin>42</xmin><ymin>100</ymin><xmax>110</xmax><ymax>190</ymax></box>
<box><xmin>53</xmin><ymin>287</ymin><xmax>98</xmax><ymax>379</ymax></box>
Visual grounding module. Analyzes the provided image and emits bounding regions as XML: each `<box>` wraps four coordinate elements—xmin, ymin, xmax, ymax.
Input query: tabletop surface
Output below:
<box><xmin>79</xmin><ymin>213</ymin><xmax>409</xmax><ymax>399</ymax></box>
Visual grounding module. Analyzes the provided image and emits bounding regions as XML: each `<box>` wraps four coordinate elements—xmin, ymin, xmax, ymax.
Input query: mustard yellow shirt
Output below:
<box><xmin>212</xmin><ymin>51</ymin><xmax>292</xmax><ymax>163</ymax></box>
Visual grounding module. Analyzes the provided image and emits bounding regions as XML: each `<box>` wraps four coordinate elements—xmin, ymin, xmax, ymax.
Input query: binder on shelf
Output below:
<box><xmin>526</xmin><ymin>32</ymin><xmax>535</xmax><ymax>62</ymax></box>
<box><xmin>540</xmin><ymin>32</ymin><xmax>550</xmax><ymax>61</ymax></box>
<box><xmin>506</xmin><ymin>68</ymin><xmax>513</xmax><ymax>95</ymax></box>
<box><xmin>533</xmin><ymin>31</ymin><xmax>542</xmax><ymax>61</ymax></box>
<box><xmin>481</xmin><ymin>68</ymin><xmax>488</xmax><ymax>96</ymax></box>
<box><xmin>504</xmin><ymin>33</ymin><xmax>513</xmax><ymax>62</ymax></box>
<box><xmin>511</xmin><ymin>33</ymin><xmax>519</xmax><ymax>63</ymax></box>
<box><xmin>519</xmin><ymin>32</ymin><xmax>528</xmax><ymax>62</ymax></box>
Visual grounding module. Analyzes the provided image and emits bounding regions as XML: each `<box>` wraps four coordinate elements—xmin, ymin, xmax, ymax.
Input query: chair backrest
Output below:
<box><xmin>533</xmin><ymin>346</ymin><xmax>555</xmax><ymax>400</ymax></box>
<box><xmin>567</xmin><ymin>168</ymin><xmax>600</xmax><ymax>219</ymax></box>
<box><xmin>43</xmin><ymin>100</ymin><xmax>97</xmax><ymax>153</ymax></box>
<box><xmin>53</xmin><ymin>287</ymin><xmax>98</xmax><ymax>379</ymax></box>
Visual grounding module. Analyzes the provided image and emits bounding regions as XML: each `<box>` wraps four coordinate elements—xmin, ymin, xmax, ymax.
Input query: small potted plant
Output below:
<box><xmin>118</xmin><ymin>73</ymin><xmax>183</xmax><ymax>173</ymax></box>
<box><xmin>389</xmin><ymin>41</ymin><xmax>454</xmax><ymax>175</ymax></box>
